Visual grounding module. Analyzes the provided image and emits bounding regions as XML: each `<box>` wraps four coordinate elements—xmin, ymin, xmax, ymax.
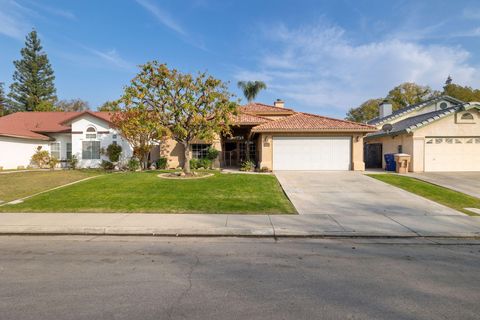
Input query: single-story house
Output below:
<box><xmin>0</xmin><ymin>100</ymin><xmax>376</xmax><ymax>171</ymax></box>
<box><xmin>0</xmin><ymin>111</ymin><xmax>133</xmax><ymax>169</ymax></box>
<box><xmin>161</xmin><ymin>100</ymin><xmax>376</xmax><ymax>171</ymax></box>
<box><xmin>364</xmin><ymin>95</ymin><xmax>480</xmax><ymax>172</ymax></box>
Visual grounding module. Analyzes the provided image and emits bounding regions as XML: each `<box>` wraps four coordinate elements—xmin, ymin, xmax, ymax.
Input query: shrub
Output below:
<box><xmin>101</xmin><ymin>160</ymin><xmax>115</xmax><ymax>171</ymax></box>
<box><xmin>190</xmin><ymin>158</ymin><xmax>212</xmax><ymax>170</ymax></box>
<box><xmin>190</xmin><ymin>158</ymin><xmax>200</xmax><ymax>170</ymax></box>
<box><xmin>128</xmin><ymin>158</ymin><xmax>140</xmax><ymax>171</ymax></box>
<box><xmin>31</xmin><ymin>149</ymin><xmax>50</xmax><ymax>168</ymax></box>
<box><xmin>240</xmin><ymin>160</ymin><xmax>255</xmax><ymax>172</ymax></box>
<box><xmin>48</xmin><ymin>157</ymin><xmax>59</xmax><ymax>170</ymax></box>
<box><xmin>105</xmin><ymin>143</ymin><xmax>122</xmax><ymax>162</ymax></box>
<box><xmin>156</xmin><ymin>157</ymin><xmax>168</xmax><ymax>169</ymax></box>
<box><xmin>69</xmin><ymin>155</ymin><xmax>78</xmax><ymax>170</ymax></box>
<box><xmin>206</xmin><ymin>147</ymin><xmax>220</xmax><ymax>160</ymax></box>
<box><xmin>260</xmin><ymin>166</ymin><xmax>270</xmax><ymax>172</ymax></box>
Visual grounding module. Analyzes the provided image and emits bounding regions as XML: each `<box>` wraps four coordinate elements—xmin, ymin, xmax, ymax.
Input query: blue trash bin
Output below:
<box><xmin>384</xmin><ymin>154</ymin><xmax>396</xmax><ymax>171</ymax></box>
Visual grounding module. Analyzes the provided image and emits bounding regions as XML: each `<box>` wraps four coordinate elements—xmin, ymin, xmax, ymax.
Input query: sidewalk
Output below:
<box><xmin>1</xmin><ymin>212</ymin><xmax>480</xmax><ymax>238</ymax></box>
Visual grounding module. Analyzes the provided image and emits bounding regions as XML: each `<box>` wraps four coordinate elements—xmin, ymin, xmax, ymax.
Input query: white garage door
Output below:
<box><xmin>425</xmin><ymin>137</ymin><xmax>480</xmax><ymax>172</ymax></box>
<box><xmin>273</xmin><ymin>136</ymin><xmax>351</xmax><ymax>171</ymax></box>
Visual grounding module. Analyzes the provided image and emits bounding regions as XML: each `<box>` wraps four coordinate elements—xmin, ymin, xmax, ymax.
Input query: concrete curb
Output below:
<box><xmin>0</xmin><ymin>226</ymin><xmax>478</xmax><ymax>239</ymax></box>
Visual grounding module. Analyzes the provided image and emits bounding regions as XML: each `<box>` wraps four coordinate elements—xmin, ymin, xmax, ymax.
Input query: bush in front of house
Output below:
<box><xmin>156</xmin><ymin>157</ymin><xmax>168</xmax><ymax>169</ymax></box>
<box><xmin>240</xmin><ymin>160</ymin><xmax>255</xmax><ymax>172</ymax></box>
<box><xmin>190</xmin><ymin>158</ymin><xmax>212</xmax><ymax>170</ymax></box>
<box><xmin>48</xmin><ymin>157</ymin><xmax>59</xmax><ymax>170</ymax></box>
<box><xmin>128</xmin><ymin>158</ymin><xmax>140</xmax><ymax>171</ymax></box>
<box><xmin>31</xmin><ymin>148</ymin><xmax>51</xmax><ymax>168</ymax></box>
<box><xmin>206</xmin><ymin>147</ymin><xmax>220</xmax><ymax>160</ymax></box>
<box><xmin>106</xmin><ymin>143</ymin><xmax>122</xmax><ymax>162</ymax></box>
<box><xmin>69</xmin><ymin>155</ymin><xmax>78</xmax><ymax>170</ymax></box>
<box><xmin>101</xmin><ymin>160</ymin><xmax>115</xmax><ymax>171</ymax></box>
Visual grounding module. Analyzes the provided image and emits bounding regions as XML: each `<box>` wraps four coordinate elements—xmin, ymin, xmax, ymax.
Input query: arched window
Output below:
<box><xmin>461</xmin><ymin>113</ymin><xmax>474</xmax><ymax>120</ymax></box>
<box><xmin>85</xmin><ymin>127</ymin><xmax>97</xmax><ymax>139</ymax></box>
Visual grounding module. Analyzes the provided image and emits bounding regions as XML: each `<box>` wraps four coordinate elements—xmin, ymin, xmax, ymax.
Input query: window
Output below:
<box><xmin>192</xmin><ymin>144</ymin><xmax>211</xmax><ymax>159</ymax></box>
<box><xmin>461</xmin><ymin>113</ymin><xmax>474</xmax><ymax>120</ymax></box>
<box><xmin>50</xmin><ymin>143</ymin><xmax>60</xmax><ymax>159</ymax></box>
<box><xmin>85</xmin><ymin>127</ymin><xmax>96</xmax><ymax>139</ymax></box>
<box><xmin>66</xmin><ymin>143</ymin><xmax>72</xmax><ymax>160</ymax></box>
<box><xmin>112</xmin><ymin>134</ymin><xmax>117</xmax><ymax>139</ymax></box>
<box><xmin>439</xmin><ymin>102</ymin><xmax>448</xmax><ymax>110</ymax></box>
<box><xmin>82</xmin><ymin>141</ymin><xmax>101</xmax><ymax>159</ymax></box>
<box><xmin>240</xmin><ymin>141</ymin><xmax>256</xmax><ymax>160</ymax></box>
<box><xmin>397</xmin><ymin>145</ymin><xmax>403</xmax><ymax>153</ymax></box>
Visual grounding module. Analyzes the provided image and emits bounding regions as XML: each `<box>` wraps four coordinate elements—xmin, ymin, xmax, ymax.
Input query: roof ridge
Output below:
<box><xmin>297</xmin><ymin>112</ymin><xmax>376</xmax><ymax>128</ymax></box>
<box><xmin>238</xmin><ymin>110</ymin><xmax>274</xmax><ymax>121</ymax></box>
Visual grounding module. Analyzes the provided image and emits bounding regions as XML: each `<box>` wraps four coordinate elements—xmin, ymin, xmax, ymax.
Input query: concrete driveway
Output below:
<box><xmin>409</xmin><ymin>172</ymin><xmax>480</xmax><ymax>199</ymax></box>
<box><xmin>275</xmin><ymin>171</ymin><xmax>463</xmax><ymax>216</ymax></box>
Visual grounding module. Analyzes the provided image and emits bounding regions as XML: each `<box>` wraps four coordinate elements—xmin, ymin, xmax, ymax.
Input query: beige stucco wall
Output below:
<box><xmin>366</xmin><ymin>134</ymin><xmax>415</xmax><ymax>170</ymax></box>
<box><xmin>159</xmin><ymin>136</ymin><xmax>222</xmax><ymax>169</ymax></box>
<box><xmin>258</xmin><ymin>132</ymin><xmax>367</xmax><ymax>171</ymax></box>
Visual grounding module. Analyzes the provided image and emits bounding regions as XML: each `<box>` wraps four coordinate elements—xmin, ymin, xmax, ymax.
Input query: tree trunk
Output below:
<box><xmin>182</xmin><ymin>142</ymin><xmax>191</xmax><ymax>175</ymax></box>
<box><xmin>245</xmin><ymin>140</ymin><xmax>250</xmax><ymax>161</ymax></box>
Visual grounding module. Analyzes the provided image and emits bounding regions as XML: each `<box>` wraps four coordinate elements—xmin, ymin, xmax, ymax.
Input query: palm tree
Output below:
<box><xmin>237</xmin><ymin>81</ymin><xmax>267</xmax><ymax>102</ymax></box>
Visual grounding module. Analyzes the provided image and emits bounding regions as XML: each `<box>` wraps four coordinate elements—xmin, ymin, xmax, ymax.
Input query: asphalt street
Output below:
<box><xmin>0</xmin><ymin>236</ymin><xmax>479</xmax><ymax>320</ymax></box>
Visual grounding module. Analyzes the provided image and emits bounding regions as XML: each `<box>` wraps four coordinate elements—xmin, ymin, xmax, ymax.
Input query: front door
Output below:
<box><xmin>365</xmin><ymin>143</ymin><xmax>383</xmax><ymax>168</ymax></box>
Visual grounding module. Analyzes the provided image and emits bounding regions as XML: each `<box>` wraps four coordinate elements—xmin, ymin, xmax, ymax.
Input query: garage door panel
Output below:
<box><xmin>273</xmin><ymin>137</ymin><xmax>351</xmax><ymax>171</ymax></box>
<box><xmin>425</xmin><ymin>137</ymin><xmax>480</xmax><ymax>172</ymax></box>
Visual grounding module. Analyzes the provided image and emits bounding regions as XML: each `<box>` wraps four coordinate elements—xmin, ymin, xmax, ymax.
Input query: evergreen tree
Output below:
<box><xmin>0</xmin><ymin>82</ymin><xmax>7</xmax><ymax>116</ymax></box>
<box><xmin>8</xmin><ymin>30</ymin><xmax>57</xmax><ymax>111</ymax></box>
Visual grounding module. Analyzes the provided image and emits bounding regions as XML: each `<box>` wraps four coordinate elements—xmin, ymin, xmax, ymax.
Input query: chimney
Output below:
<box><xmin>379</xmin><ymin>99</ymin><xmax>392</xmax><ymax>118</ymax></box>
<box><xmin>274</xmin><ymin>99</ymin><xmax>284</xmax><ymax>108</ymax></box>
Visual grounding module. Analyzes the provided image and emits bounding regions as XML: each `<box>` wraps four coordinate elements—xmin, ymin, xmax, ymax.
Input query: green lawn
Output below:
<box><xmin>0</xmin><ymin>170</ymin><xmax>101</xmax><ymax>203</ymax></box>
<box><xmin>368</xmin><ymin>174</ymin><xmax>480</xmax><ymax>216</ymax></box>
<box><xmin>0</xmin><ymin>171</ymin><xmax>296</xmax><ymax>214</ymax></box>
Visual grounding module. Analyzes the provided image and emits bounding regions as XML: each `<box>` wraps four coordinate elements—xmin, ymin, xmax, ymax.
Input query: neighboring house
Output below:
<box><xmin>364</xmin><ymin>95</ymin><xmax>480</xmax><ymax>172</ymax></box>
<box><xmin>161</xmin><ymin>100</ymin><xmax>376</xmax><ymax>171</ymax></box>
<box><xmin>0</xmin><ymin>111</ymin><xmax>133</xmax><ymax>169</ymax></box>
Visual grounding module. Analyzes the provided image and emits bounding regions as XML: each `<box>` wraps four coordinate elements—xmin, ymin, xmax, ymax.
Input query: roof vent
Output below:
<box><xmin>274</xmin><ymin>99</ymin><xmax>284</xmax><ymax>108</ymax></box>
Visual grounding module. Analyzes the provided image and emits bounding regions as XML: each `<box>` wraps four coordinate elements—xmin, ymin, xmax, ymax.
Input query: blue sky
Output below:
<box><xmin>1</xmin><ymin>0</ymin><xmax>480</xmax><ymax>117</ymax></box>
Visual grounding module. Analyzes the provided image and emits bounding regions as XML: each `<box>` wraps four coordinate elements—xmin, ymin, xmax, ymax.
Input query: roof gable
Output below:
<box><xmin>368</xmin><ymin>95</ymin><xmax>464</xmax><ymax>126</ymax></box>
<box><xmin>0</xmin><ymin>111</ymin><xmax>113</xmax><ymax>140</ymax></box>
<box><xmin>366</xmin><ymin>102</ymin><xmax>480</xmax><ymax>138</ymax></box>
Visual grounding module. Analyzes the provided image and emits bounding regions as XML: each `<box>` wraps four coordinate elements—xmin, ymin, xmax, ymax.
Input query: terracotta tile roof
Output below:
<box><xmin>251</xmin><ymin>112</ymin><xmax>377</xmax><ymax>132</ymax></box>
<box><xmin>239</xmin><ymin>102</ymin><xmax>294</xmax><ymax>115</ymax></box>
<box><xmin>0</xmin><ymin>111</ymin><xmax>114</xmax><ymax>140</ymax></box>
<box><xmin>230</xmin><ymin>112</ymin><xmax>272</xmax><ymax>125</ymax></box>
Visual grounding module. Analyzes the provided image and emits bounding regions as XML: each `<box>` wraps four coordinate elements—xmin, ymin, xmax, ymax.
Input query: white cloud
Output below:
<box><xmin>135</xmin><ymin>0</ymin><xmax>186</xmax><ymax>36</ymax></box>
<box><xmin>235</xmin><ymin>22</ymin><xmax>480</xmax><ymax>115</ymax></box>
<box><xmin>84</xmin><ymin>47</ymin><xmax>135</xmax><ymax>72</ymax></box>
<box><xmin>0</xmin><ymin>0</ymin><xmax>30</xmax><ymax>39</ymax></box>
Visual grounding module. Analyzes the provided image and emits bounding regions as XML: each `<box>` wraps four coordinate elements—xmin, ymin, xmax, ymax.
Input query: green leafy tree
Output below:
<box><xmin>9</xmin><ymin>30</ymin><xmax>57</xmax><ymax>111</ymax></box>
<box><xmin>98</xmin><ymin>100</ymin><xmax>120</xmax><ymax>111</ymax></box>
<box><xmin>55</xmin><ymin>99</ymin><xmax>90</xmax><ymax>112</ymax></box>
<box><xmin>118</xmin><ymin>61</ymin><xmax>236</xmax><ymax>175</ymax></box>
<box><xmin>345</xmin><ymin>98</ymin><xmax>383</xmax><ymax>122</ymax></box>
<box><xmin>386</xmin><ymin>82</ymin><xmax>433</xmax><ymax>109</ymax></box>
<box><xmin>346</xmin><ymin>82</ymin><xmax>435</xmax><ymax>122</ymax></box>
<box><xmin>442</xmin><ymin>77</ymin><xmax>480</xmax><ymax>102</ymax></box>
<box><xmin>111</xmin><ymin>104</ymin><xmax>167</xmax><ymax>170</ymax></box>
<box><xmin>237</xmin><ymin>81</ymin><xmax>267</xmax><ymax>102</ymax></box>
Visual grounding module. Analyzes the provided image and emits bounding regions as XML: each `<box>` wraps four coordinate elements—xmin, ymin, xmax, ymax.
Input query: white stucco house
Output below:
<box><xmin>0</xmin><ymin>111</ymin><xmax>133</xmax><ymax>169</ymax></box>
